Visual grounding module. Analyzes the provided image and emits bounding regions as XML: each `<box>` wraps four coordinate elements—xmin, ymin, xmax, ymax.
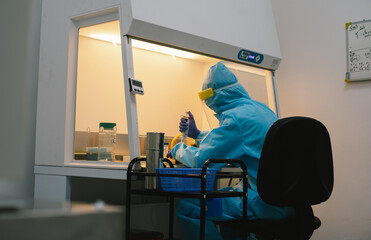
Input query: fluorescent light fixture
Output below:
<box><xmin>86</xmin><ymin>34</ymin><xmax>195</xmax><ymax>59</ymax></box>
<box><xmin>88</xmin><ymin>34</ymin><xmax>121</xmax><ymax>46</ymax></box>
<box><xmin>131</xmin><ymin>39</ymin><xmax>195</xmax><ymax>59</ymax></box>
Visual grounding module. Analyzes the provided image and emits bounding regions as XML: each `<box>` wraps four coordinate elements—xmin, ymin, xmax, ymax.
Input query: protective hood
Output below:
<box><xmin>203</xmin><ymin>62</ymin><xmax>252</xmax><ymax>114</ymax></box>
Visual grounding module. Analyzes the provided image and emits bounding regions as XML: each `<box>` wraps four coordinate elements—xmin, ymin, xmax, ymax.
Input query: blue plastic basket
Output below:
<box><xmin>156</xmin><ymin>168</ymin><xmax>219</xmax><ymax>192</ymax></box>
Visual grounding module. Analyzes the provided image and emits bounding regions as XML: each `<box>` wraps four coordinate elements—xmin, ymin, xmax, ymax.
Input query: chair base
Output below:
<box><xmin>215</xmin><ymin>216</ymin><xmax>321</xmax><ymax>240</ymax></box>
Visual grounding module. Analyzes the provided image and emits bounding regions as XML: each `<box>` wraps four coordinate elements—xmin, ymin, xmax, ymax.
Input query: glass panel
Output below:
<box><xmin>131</xmin><ymin>39</ymin><xmax>278</xmax><ymax>156</ymax></box>
<box><xmin>74</xmin><ymin>20</ymin><xmax>130</xmax><ymax>162</ymax></box>
<box><xmin>222</xmin><ymin>62</ymin><xmax>277</xmax><ymax>113</ymax></box>
<box><xmin>73</xmin><ymin>19</ymin><xmax>278</xmax><ymax>161</ymax></box>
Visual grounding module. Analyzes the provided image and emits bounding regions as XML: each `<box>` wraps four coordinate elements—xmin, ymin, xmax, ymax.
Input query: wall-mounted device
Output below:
<box><xmin>128</xmin><ymin>78</ymin><xmax>144</xmax><ymax>95</ymax></box>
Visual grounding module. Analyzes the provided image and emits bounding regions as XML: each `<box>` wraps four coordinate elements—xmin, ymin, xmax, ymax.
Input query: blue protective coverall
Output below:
<box><xmin>171</xmin><ymin>62</ymin><xmax>294</xmax><ymax>240</ymax></box>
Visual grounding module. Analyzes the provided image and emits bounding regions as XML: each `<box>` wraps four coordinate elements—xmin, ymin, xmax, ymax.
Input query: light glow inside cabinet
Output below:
<box><xmin>73</xmin><ymin>19</ymin><xmax>278</xmax><ymax>164</ymax></box>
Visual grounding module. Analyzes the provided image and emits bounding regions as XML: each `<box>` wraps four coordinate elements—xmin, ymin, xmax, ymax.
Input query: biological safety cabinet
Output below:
<box><xmin>34</xmin><ymin>0</ymin><xmax>282</xmax><ymax>202</ymax></box>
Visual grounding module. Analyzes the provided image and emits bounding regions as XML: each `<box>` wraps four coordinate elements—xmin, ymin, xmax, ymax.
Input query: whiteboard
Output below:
<box><xmin>346</xmin><ymin>19</ymin><xmax>371</xmax><ymax>82</ymax></box>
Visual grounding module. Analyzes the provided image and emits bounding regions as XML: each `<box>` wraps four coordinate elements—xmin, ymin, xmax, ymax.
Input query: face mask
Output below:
<box><xmin>198</xmin><ymin>82</ymin><xmax>239</xmax><ymax>129</ymax></box>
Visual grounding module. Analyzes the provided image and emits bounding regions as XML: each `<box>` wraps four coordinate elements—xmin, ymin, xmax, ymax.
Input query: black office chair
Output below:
<box><xmin>216</xmin><ymin>117</ymin><xmax>334</xmax><ymax>240</ymax></box>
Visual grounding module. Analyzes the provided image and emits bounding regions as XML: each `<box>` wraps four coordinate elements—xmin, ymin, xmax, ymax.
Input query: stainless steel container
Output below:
<box><xmin>145</xmin><ymin>132</ymin><xmax>164</xmax><ymax>189</ymax></box>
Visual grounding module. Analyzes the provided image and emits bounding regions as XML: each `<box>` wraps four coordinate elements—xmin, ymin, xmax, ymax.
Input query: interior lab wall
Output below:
<box><xmin>76</xmin><ymin>36</ymin><xmax>214</xmax><ymax>137</ymax></box>
<box><xmin>271</xmin><ymin>1</ymin><xmax>371</xmax><ymax>239</ymax></box>
<box><xmin>76</xmin><ymin>37</ymin><xmax>128</xmax><ymax>134</ymax></box>
<box><xmin>133</xmin><ymin>47</ymin><xmax>212</xmax><ymax>136</ymax></box>
<box><xmin>0</xmin><ymin>0</ymin><xmax>41</xmax><ymax>200</ymax></box>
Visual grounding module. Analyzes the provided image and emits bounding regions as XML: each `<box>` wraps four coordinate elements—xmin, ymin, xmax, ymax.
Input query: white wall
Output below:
<box><xmin>0</xmin><ymin>0</ymin><xmax>41</xmax><ymax>200</ymax></box>
<box><xmin>271</xmin><ymin>1</ymin><xmax>371</xmax><ymax>239</ymax></box>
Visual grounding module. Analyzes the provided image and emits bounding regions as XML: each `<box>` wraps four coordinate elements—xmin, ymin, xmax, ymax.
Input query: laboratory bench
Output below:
<box><xmin>34</xmin><ymin>159</ymin><xmax>242</xmax><ymax>203</ymax></box>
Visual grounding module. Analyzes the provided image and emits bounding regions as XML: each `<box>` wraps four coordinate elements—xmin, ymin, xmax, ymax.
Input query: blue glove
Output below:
<box><xmin>179</xmin><ymin>111</ymin><xmax>200</xmax><ymax>139</ymax></box>
<box><xmin>166</xmin><ymin>150</ymin><xmax>173</xmax><ymax>159</ymax></box>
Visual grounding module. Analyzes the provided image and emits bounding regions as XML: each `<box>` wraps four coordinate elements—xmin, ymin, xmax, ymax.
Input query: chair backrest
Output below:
<box><xmin>257</xmin><ymin>117</ymin><xmax>334</xmax><ymax>206</ymax></box>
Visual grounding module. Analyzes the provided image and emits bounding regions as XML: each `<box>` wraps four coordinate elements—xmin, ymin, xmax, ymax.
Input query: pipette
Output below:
<box><xmin>178</xmin><ymin>112</ymin><xmax>189</xmax><ymax>157</ymax></box>
<box><xmin>181</xmin><ymin>113</ymin><xmax>190</xmax><ymax>142</ymax></box>
<box><xmin>169</xmin><ymin>112</ymin><xmax>190</xmax><ymax>158</ymax></box>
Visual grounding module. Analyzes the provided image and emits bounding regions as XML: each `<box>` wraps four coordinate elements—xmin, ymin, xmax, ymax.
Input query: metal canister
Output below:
<box><xmin>145</xmin><ymin>132</ymin><xmax>164</xmax><ymax>189</ymax></box>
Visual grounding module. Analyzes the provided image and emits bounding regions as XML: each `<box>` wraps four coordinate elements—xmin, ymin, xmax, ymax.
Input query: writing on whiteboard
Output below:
<box><xmin>349</xmin><ymin>24</ymin><xmax>371</xmax><ymax>39</ymax></box>
<box><xmin>349</xmin><ymin>23</ymin><xmax>371</xmax><ymax>39</ymax></box>
<box><xmin>349</xmin><ymin>48</ymin><xmax>371</xmax><ymax>73</ymax></box>
<box><xmin>348</xmin><ymin>21</ymin><xmax>371</xmax><ymax>75</ymax></box>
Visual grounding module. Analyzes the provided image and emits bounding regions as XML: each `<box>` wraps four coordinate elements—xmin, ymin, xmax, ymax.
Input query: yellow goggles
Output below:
<box><xmin>198</xmin><ymin>82</ymin><xmax>239</xmax><ymax>100</ymax></box>
<box><xmin>198</xmin><ymin>88</ymin><xmax>214</xmax><ymax>100</ymax></box>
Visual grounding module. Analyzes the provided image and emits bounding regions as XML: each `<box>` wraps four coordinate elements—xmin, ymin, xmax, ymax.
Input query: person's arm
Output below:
<box><xmin>194</xmin><ymin>130</ymin><xmax>209</xmax><ymax>147</ymax></box>
<box><xmin>171</xmin><ymin>114</ymin><xmax>244</xmax><ymax>168</ymax></box>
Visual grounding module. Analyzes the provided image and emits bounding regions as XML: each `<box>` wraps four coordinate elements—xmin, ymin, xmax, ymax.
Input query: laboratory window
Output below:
<box><xmin>74</xmin><ymin>20</ymin><xmax>129</xmax><ymax>162</ymax></box>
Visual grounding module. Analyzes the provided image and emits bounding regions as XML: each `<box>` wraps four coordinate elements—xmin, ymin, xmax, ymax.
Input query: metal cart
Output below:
<box><xmin>126</xmin><ymin>158</ymin><xmax>248</xmax><ymax>240</ymax></box>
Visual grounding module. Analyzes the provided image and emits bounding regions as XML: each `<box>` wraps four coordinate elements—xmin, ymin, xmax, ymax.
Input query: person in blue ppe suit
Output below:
<box><xmin>169</xmin><ymin>62</ymin><xmax>294</xmax><ymax>240</ymax></box>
